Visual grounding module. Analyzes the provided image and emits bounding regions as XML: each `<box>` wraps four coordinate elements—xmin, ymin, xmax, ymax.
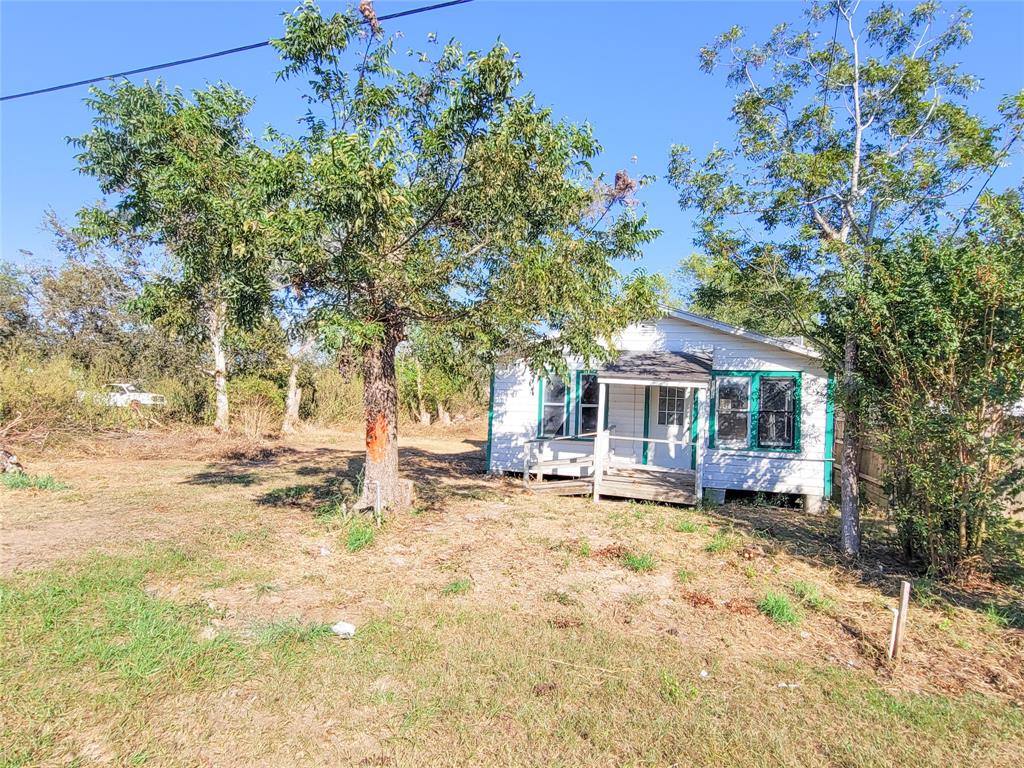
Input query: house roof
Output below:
<box><xmin>661</xmin><ymin>306</ymin><xmax>822</xmax><ymax>360</ymax></box>
<box><xmin>599</xmin><ymin>350</ymin><xmax>712</xmax><ymax>384</ymax></box>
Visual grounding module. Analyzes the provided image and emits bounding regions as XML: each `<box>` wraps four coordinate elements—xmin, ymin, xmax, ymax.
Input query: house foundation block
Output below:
<box><xmin>803</xmin><ymin>493</ymin><xmax>827</xmax><ymax>515</ymax></box>
<box><xmin>703</xmin><ymin>487</ymin><xmax>726</xmax><ymax>506</ymax></box>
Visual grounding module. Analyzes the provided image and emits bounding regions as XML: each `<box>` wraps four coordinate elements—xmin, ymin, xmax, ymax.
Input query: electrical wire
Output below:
<box><xmin>0</xmin><ymin>0</ymin><xmax>476</xmax><ymax>102</ymax></box>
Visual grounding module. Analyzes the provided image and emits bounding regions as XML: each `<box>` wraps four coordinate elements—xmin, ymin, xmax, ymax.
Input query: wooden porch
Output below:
<box><xmin>522</xmin><ymin>356</ymin><xmax>711</xmax><ymax>507</ymax></box>
<box><xmin>525</xmin><ymin>457</ymin><xmax>698</xmax><ymax>505</ymax></box>
<box><xmin>523</xmin><ymin>433</ymin><xmax>701</xmax><ymax>506</ymax></box>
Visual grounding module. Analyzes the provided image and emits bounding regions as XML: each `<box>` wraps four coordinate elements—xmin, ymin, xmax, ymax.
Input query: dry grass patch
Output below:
<box><xmin>2</xmin><ymin>428</ymin><xmax>1024</xmax><ymax>765</ymax></box>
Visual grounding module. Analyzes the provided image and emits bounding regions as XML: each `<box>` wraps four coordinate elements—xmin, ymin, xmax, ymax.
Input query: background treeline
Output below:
<box><xmin>0</xmin><ymin>234</ymin><xmax>486</xmax><ymax>441</ymax></box>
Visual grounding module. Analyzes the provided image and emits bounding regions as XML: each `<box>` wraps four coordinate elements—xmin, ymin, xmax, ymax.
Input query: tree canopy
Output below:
<box><xmin>273</xmin><ymin>2</ymin><xmax>664</xmax><ymax>506</ymax></box>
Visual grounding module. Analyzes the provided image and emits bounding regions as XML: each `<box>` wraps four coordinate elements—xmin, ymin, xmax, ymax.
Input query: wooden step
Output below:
<box><xmin>597</xmin><ymin>477</ymin><xmax>696</xmax><ymax>505</ymax></box>
<box><xmin>528</xmin><ymin>455</ymin><xmax>595</xmax><ymax>471</ymax></box>
<box><xmin>529</xmin><ymin>479</ymin><xmax>593</xmax><ymax>496</ymax></box>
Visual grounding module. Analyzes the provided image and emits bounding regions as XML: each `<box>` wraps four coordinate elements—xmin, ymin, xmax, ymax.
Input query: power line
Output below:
<box><xmin>1</xmin><ymin>0</ymin><xmax>476</xmax><ymax>102</ymax></box>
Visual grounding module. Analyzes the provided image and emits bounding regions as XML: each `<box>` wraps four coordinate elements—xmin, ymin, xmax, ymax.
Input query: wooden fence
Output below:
<box><xmin>830</xmin><ymin>415</ymin><xmax>887</xmax><ymax>507</ymax></box>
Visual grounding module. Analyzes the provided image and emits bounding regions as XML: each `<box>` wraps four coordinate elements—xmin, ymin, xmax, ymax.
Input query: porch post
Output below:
<box><xmin>694</xmin><ymin>385</ymin><xmax>708</xmax><ymax>502</ymax></box>
<box><xmin>592</xmin><ymin>382</ymin><xmax>608</xmax><ymax>502</ymax></box>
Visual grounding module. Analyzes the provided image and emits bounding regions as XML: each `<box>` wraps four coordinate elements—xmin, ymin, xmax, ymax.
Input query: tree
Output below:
<box><xmin>275</xmin><ymin>2</ymin><xmax>662</xmax><ymax>509</ymax></box>
<box><xmin>397</xmin><ymin>324</ymin><xmax>485</xmax><ymax>425</ymax></box>
<box><xmin>851</xmin><ymin>191</ymin><xmax>1024</xmax><ymax>577</ymax></box>
<box><xmin>669</xmin><ymin>0</ymin><xmax>1021</xmax><ymax>556</ymax></box>
<box><xmin>676</xmin><ymin>249</ymin><xmax>821</xmax><ymax>338</ymax></box>
<box><xmin>0</xmin><ymin>262</ymin><xmax>35</xmax><ymax>348</ymax></box>
<box><xmin>72</xmin><ymin>81</ymin><xmax>281</xmax><ymax>431</ymax></box>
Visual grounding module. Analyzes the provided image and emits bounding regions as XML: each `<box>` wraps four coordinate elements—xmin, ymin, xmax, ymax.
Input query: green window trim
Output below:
<box><xmin>823</xmin><ymin>375</ymin><xmax>836</xmax><ymax>497</ymax></box>
<box><xmin>574</xmin><ymin>369</ymin><xmax>599</xmax><ymax>439</ymax></box>
<box><xmin>708</xmin><ymin>370</ymin><xmax>803</xmax><ymax>453</ymax></box>
<box><xmin>536</xmin><ymin>373</ymin><xmax>572</xmax><ymax>439</ymax></box>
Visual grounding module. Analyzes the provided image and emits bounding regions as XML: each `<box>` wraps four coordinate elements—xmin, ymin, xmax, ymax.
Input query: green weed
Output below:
<box><xmin>758</xmin><ymin>592</ymin><xmax>800</xmax><ymax>625</ymax></box>
<box><xmin>673</xmin><ymin>517</ymin><xmax>707</xmax><ymax>534</ymax></box>
<box><xmin>345</xmin><ymin>518</ymin><xmax>375</xmax><ymax>552</ymax></box>
<box><xmin>621</xmin><ymin>551</ymin><xmax>656</xmax><ymax>573</ymax></box>
<box><xmin>676</xmin><ymin>567</ymin><xmax>694</xmax><ymax>584</ymax></box>
<box><xmin>705</xmin><ymin>530</ymin><xmax>740</xmax><ymax>554</ymax></box>
<box><xmin>1</xmin><ymin>471</ymin><xmax>68</xmax><ymax>491</ymax></box>
<box><xmin>442</xmin><ymin>578</ymin><xmax>472</xmax><ymax>596</ymax></box>
<box><xmin>578</xmin><ymin>540</ymin><xmax>591</xmax><ymax>558</ymax></box>
<box><xmin>790</xmin><ymin>580</ymin><xmax>833</xmax><ymax>612</ymax></box>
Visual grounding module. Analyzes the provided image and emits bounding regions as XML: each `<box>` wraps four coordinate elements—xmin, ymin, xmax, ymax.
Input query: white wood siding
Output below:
<box><xmin>488</xmin><ymin>315</ymin><xmax>831</xmax><ymax>497</ymax></box>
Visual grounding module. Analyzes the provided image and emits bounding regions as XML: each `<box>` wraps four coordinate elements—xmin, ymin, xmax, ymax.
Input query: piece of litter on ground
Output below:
<box><xmin>699</xmin><ymin>670</ymin><xmax>709</xmax><ymax>678</ymax></box>
<box><xmin>776</xmin><ymin>682</ymin><xmax>801</xmax><ymax>689</ymax></box>
<box><xmin>331</xmin><ymin>621</ymin><xmax>356</xmax><ymax>638</ymax></box>
<box><xmin>319</xmin><ymin>545</ymin><xmax>331</xmax><ymax>557</ymax></box>
<box><xmin>799</xmin><ymin>631</ymin><xmax>810</xmax><ymax>639</ymax></box>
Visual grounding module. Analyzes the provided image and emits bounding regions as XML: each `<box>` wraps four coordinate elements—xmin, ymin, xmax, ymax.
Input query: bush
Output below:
<box><xmin>0</xmin><ymin>354</ymin><xmax>125</xmax><ymax>437</ymax></box>
<box><xmin>228</xmin><ymin>375</ymin><xmax>284</xmax><ymax>438</ymax></box>
<box><xmin>150</xmin><ymin>376</ymin><xmax>209</xmax><ymax>424</ymax></box>
<box><xmin>308</xmin><ymin>369</ymin><xmax>363</xmax><ymax>427</ymax></box>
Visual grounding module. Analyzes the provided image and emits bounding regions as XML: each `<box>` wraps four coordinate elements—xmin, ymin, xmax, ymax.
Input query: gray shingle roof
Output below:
<box><xmin>598</xmin><ymin>350</ymin><xmax>712</xmax><ymax>383</ymax></box>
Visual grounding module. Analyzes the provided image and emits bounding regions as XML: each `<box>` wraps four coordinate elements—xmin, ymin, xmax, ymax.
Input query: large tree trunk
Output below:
<box><xmin>839</xmin><ymin>331</ymin><xmax>861</xmax><ymax>558</ymax></box>
<box><xmin>356</xmin><ymin>321</ymin><xmax>414</xmax><ymax>511</ymax></box>
<box><xmin>209</xmin><ymin>300</ymin><xmax>229</xmax><ymax>433</ymax></box>
<box><xmin>282</xmin><ymin>360</ymin><xmax>302</xmax><ymax>435</ymax></box>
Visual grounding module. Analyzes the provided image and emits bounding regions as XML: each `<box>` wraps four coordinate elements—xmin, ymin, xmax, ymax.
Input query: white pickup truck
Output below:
<box><xmin>99</xmin><ymin>383</ymin><xmax>167</xmax><ymax>408</ymax></box>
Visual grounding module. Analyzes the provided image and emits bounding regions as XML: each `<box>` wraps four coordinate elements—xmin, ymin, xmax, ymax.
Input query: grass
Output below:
<box><xmin>442</xmin><ymin>578</ymin><xmax>472</xmax><ymax>595</ymax></box>
<box><xmin>1</xmin><ymin>471</ymin><xmax>68</xmax><ymax>491</ymax></box>
<box><xmin>758</xmin><ymin>592</ymin><xmax>801</xmax><ymax>625</ymax></box>
<box><xmin>345</xmin><ymin>518</ymin><xmax>376</xmax><ymax>552</ymax></box>
<box><xmin>705</xmin><ymin>530</ymin><xmax>740</xmax><ymax>554</ymax></box>
<box><xmin>673</xmin><ymin>516</ymin><xmax>707</xmax><ymax>534</ymax></box>
<box><xmin>5</xmin><ymin>430</ymin><xmax>1024</xmax><ymax>766</ymax></box>
<box><xmin>6</xmin><ymin>555</ymin><xmax>1021</xmax><ymax>766</ymax></box>
<box><xmin>621</xmin><ymin>551</ymin><xmax>656</xmax><ymax>573</ymax></box>
<box><xmin>791</xmin><ymin>580</ymin><xmax>833</xmax><ymax>612</ymax></box>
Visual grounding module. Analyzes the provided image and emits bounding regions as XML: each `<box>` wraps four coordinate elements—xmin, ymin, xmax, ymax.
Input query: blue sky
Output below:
<box><xmin>2</xmin><ymin>0</ymin><xmax>1022</xmax><ymax>286</ymax></box>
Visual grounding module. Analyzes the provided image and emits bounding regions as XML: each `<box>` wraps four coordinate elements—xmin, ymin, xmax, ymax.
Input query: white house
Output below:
<box><xmin>485</xmin><ymin>308</ymin><xmax>835</xmax><ymax>512</ymax></box>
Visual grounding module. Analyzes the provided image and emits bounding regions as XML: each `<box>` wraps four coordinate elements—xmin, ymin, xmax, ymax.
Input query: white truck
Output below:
<box><xmin>99</xmin><ymin>383</ymin><xmax>167</xmax><ymax>408</ymax></box>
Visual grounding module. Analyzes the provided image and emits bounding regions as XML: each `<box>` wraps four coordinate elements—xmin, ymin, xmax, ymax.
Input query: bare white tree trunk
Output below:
<box><xmin>282</xmin><ymin>337</ymin><xmax>313</xmax><ymax>435</ymax></box>
<box><xmin>209</xmin><ymin>299</ymin><xmax>229</xmax><ymax>433</ymax></box>
<box><xmin>436</xmin><ymin>400</ymin><xmax>451</xmax><ymax>426</ymax></box>
<box><xmin>415</xmin><ymin>359</ymin><xmax>431</xmax><ymax>425</ymax></box>
<box><xmin>839</xmin><ymin>332</ymin><xmax>861</xmax><ymax>558</ymax></box>
<box><xmin>282</xmin><ymin>360</ymin><xmax>302</xmax><ymax>435</ymax></box>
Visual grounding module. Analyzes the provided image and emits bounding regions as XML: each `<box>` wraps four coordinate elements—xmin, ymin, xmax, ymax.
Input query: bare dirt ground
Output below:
<box><xmin>2</xmin><ymin>426</ymin><xmax>1023</xmax><ymax>767</ymax></box>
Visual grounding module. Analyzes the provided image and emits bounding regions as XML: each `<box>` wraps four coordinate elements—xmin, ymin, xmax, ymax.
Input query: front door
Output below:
<box><xmin>647</xmin><ymin>386</ymin><xmax>692</xmax><ymax>470</ymax></box>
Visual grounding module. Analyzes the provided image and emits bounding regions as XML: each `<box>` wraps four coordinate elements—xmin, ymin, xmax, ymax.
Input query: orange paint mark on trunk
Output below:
<box><xmin>367</xmin><ymin>412</ymin><xmax>388</xmax><ymax>462</ymax></box>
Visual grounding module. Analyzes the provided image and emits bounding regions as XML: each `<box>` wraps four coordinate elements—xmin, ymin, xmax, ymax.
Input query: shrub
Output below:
<box><xmin>0</xmin><ymin>354</ymin><xmax>124</xmax><ymax>437</ymax></box>
<box><xmin>229</xmin><ymin>376</ymin><xmax>285</xmax><ymax>438</ymax></box>
<box><xmin>757</xmin><ymin>592</ymin><xmax>800</xmax><ymax>625</ymax></box>
<box><xmin>308</xmin><ymin>369</ymin><xmax>364</xmax><ymax>427</ymax></box>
